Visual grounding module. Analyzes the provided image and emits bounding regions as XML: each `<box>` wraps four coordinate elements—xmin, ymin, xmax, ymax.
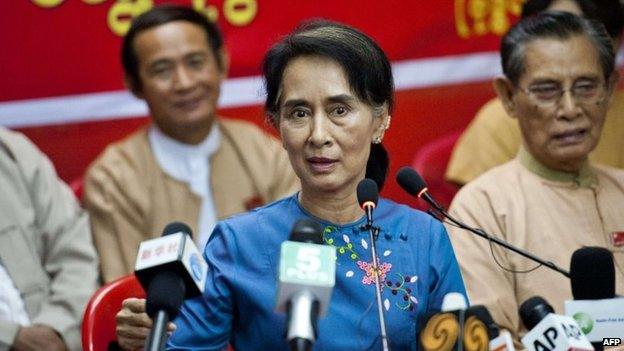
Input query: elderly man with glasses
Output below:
<box><xmin>446</xmin><ymin>11</ymin><xmax>624</xmax><ymax>342</ymax></box>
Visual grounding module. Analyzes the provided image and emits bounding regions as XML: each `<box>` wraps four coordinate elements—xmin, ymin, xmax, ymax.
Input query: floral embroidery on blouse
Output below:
<box><xmin>385</xmin><ymin>273</ymin><xmax>419</xmax><ymax>311</ymax></box>
<box><xmin>322</xmin><ymin>225</ymin><xmax>419</xmax><ymax>312</ymax></box>
<box><xmin>357</xmin><ymin>259</ymin><xmax>392</xmax><ymax>286</ymax></box>
<box><xmin>322</xmin><ymin>226</ymin><xmax>359</xmax><ymax>260</ymax></box>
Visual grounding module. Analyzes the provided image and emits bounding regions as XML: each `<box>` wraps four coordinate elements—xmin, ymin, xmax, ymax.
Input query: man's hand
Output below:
<box><xmin>116</xmin><ymin>298</ymin><xmax>176</xmax><ymax>351</ymax></box>
<box><xmin>12</xmin><ymin>325</ymin><xmax>68</xmax><ymax>351</ymax></box>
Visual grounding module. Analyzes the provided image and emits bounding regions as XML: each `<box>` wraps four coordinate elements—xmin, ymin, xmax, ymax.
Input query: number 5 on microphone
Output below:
<box><xmin>281</xmin><ymin>242</ymin><xmax>336</xmax><ymax>285</ymax></box>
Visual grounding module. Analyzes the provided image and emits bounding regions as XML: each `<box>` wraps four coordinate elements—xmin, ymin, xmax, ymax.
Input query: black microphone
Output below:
<box><xmin>356</xmin><ymin>178</ymin><xmax>389</xmax><ymax>351</ymax></box>
<box><xmin>570</xmin><ymin>246</ymin><xmax>615</xmax><ymax>300</ymax></box>
<box><xmin>134</xmin><ymin>222</ymin><xmax>208</xmax><ymax>351</ymax></box>
<box><xmin>357</xmin><ymin>178</ymin><xmax>379</xmax><ymax>229</ymax></box>
<box><xmin>395</xmin><ymin>166</ymin><xmax>570</xmax><ymax>278</ymax></box>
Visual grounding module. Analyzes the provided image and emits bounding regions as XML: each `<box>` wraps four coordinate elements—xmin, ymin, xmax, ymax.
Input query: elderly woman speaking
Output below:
<box><xmin>160</xmin><ymin>20</ymin><xmax>467</xmax><ymax>350</ymax></box>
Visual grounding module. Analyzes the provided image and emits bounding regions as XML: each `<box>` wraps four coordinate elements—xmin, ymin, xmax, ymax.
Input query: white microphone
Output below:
<box><xmin>520</xmin><ymin>296</ymin><xmax>593</xmax><ymax>351</ymax></box>
<box><xmin>565</xmin><ymin>247</ymin><xmax>623</xmax><ymax>347</ymax></box>
<box><xmin>134</xmin><ymin>222</ymin><xmax>208</xmax><ymax>351</ymax></box>
<box><xmin>489</xmin><ymin>331</ymin><xmax>515</xmax><ymax>351</ymax></box>
<box><xmin>275</xmin><ymin>219</ymin><xmax>336</xmax><ymax>351</ymax></box>
<box><xmin>134</xmin><ymin>222</ymin><xmax>207</xmax><ymax>297</ymax></box>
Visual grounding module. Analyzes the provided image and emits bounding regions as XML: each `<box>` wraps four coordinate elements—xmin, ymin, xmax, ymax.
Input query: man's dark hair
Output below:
<box><xmin>121</xmin><ymin>5</ymin><xmax>224</xmax><ymax>92</ymax></box>
<box><xmin>501</xmin><ymin>11</ymin><xmax>615</xmax><ymax>85</ymax></box>
<box><xmin>262</xmin><ymin>20</ymin><xmax>394</xmax><ymax>189</ymax></box>
<box><xmin>521</xmin><ymin>0</ymin><xmax>624</xmax><ymax>39</ymax></box>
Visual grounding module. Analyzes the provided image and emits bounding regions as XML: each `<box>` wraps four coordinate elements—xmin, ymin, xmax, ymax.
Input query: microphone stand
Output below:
<box><xmin>363</xmin><ymin>205</ymin><xmax>390</xmax><ymax>351</ymax></box>
<box><xmin>421</xmin><ymin>192</ymin><xmax>570</xmax><ymax>278</ymax></box>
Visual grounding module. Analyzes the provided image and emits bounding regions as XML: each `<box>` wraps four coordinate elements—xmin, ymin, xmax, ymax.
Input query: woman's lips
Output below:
<box><xmin>307</xmin><ymin>157</ymin><xmax>337</xmax><ymax>172</ymax></box>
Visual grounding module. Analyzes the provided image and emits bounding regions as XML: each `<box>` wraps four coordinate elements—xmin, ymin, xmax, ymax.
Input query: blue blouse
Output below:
<box><xmin>167</xmin><ymin>194</ymin><xmax>466</xmax><ymax>350</ymax></box>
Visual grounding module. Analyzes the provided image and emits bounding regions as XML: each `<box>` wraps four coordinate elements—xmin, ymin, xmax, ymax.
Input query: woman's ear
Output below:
<box><xmin>493</xmin><ymin>76</ymin><xmax>517</xmax><ymax>117</ymax></box>
<box><xmin>372</xmin><ymin>113</ymin><xmax>390</xmax><ymax>144</ymax></box>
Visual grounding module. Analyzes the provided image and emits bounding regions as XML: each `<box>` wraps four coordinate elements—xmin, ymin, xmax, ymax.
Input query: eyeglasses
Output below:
<box><xmin>520</xmin><ymin>80</ymin><xmax>607</xmax><ymax>107</ymax></box>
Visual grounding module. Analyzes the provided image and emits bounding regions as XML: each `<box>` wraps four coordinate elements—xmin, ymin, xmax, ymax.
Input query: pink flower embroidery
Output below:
<box><xmin>357</xmin><ymin>259</ymin><xmax>392</xmax><ymax>286</ymax></box>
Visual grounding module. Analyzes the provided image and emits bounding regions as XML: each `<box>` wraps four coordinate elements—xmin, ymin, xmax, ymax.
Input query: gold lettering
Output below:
<box><xmin>82</xmin><ymin>0</ymin><xmax>106</xmax><ymax>4</ymax></box>
<box><xmin>456</xmin><ymin>0</ymin><xmax>525</xmax><ymax>38</ymax></box>
<box><xmin>31</xmin><ymin>0</ymin><xmax>65</xmax><ymax>8</ymax></box>
<box><xmin>192</xmin><ymin>0</ymin><xmax>219</xmax><ymax>22</ymax></box>
<box><xmin>107</xmin><ymin>0</ymin><xmax>153</xmax><ymax>36</ymax></box>
<box><xmin>223</xmin><ymin>0</ymin><xmax>257</xmax><ymax>26</ymax></box>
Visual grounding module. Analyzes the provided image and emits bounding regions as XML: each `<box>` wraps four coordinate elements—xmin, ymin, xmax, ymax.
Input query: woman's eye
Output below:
<box><xmin>290</xmin><ymin>109</ymin><xmax>308</xmax><ymax>118</ymax></box>
<box><xmin>332</xmin><ymin>106</ymin><xmax>349</xmax><ymax>116</ymax></box>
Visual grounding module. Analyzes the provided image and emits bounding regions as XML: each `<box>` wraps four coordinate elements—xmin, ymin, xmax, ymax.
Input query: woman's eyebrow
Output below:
<box><xmin>326</xmin><ymin>94</ymin><xmax>356</xmax><ymax>104</ymax></box>
<box><xmin>282</xmin><ymin>99</ymin><xmax>308</xmax><ymax>109</ymax></box>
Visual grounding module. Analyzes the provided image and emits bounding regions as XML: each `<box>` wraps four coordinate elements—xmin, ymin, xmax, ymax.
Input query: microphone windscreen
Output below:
<box><xmin>466</xmin><ymin>305</ymin><xmax>500</xmax><ymax>339</ymax></box>
<box><xmin>145</xmin><ymin>270</ymin><xmax>186</xmax><ymax>319</ymax></box>
<box><xmin>356</xmin><ymin>178</ymin><xmax>379</xmax><ymax>208</ymax></box>
<box><xmin>441</xmin><ymin>292</ymin><xmax>467</xmax><ymax>311</ymax></box>
<box><xmin>570</xmin><ymin>246</ymin><xmax>615</xmax><ymax>300</ymax></box>
<box><xmin>519</xmin><ymin>296</ymin><xmax>554</xmax><ymax>330</ymax></box>
<box><xmin>161</xmin><ymin>221</ymin><xmax>193</xmax><ymax>237</ymax></box>
<box><xmin>396</xmin><ymin>166</ymin><xmax>427</xmax><ymax>197</ymax></box>
<box><xmin>290</xmin><ymin>219</ymin><xmax>324</xmax><ymax>244</ymax></box>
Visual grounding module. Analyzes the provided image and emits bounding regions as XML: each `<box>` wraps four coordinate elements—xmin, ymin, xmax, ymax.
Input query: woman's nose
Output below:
<box><xmin>308</xmin><ymin>114</ymin><xmax>332</xmax><ymax>147</ymax></box>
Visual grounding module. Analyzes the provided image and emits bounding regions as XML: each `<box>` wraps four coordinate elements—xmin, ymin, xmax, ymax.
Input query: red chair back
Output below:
<box><xmin>412</xmin><ymin>131</ymin><xmax>462</xmax><ymax>210</ymax></box>
<box><xmin>69</xmin><ymin>177</ymin><xmax>84</xmax><ymax>202</ymax></box>
<box><xmin>82</xmin><ymin>275</ymin><xmax>145</xmax><ymax>351</ymax></box>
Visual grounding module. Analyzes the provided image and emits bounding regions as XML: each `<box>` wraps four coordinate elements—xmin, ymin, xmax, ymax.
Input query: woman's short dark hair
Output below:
<box><xmin>262</xmin><ymin>20</ymin><xmax>394</xmax><ymax>189</ymax></box>
<box><xmin>501</xmin><ymin>11</ymin><xmax>615</xmax><ymax>86</ymax></box>
<box><xmin>121</xmin><ymin>5</ymin><xmax>224</xmax><ymax>92</ymax></box>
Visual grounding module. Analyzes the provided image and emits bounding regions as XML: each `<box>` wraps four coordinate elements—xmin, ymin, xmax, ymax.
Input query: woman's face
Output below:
<box><xmin>277</xmin><ymin>55</ymin><xmax>388</xmax><ymax>195</ymax></box>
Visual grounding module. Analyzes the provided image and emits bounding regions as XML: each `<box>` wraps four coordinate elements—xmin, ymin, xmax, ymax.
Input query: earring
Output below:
<box><xmin>385</xmin><ymin>115</ymin><xmax>391</xmax><ymax>130</ymax></box>
<box><xmin>372</xmin><ymin>136</ymin><xmax>382</xmax><ymax>144</ymax></box>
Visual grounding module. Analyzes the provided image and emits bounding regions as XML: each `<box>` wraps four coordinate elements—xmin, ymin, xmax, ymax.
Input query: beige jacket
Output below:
<box><xmin>0</xmin><ymin>128</ymin><xmax>99</xmax><ymax>351</ymax></box>
<box><xmin>84</xmin><ymin>118</ymin><xmax>299</xmax><ymax>283</ymax></box>
<box><xmin>447</xmin><ymin>149</ymin><xmax>624</xmax><ymax>343</ymax></box>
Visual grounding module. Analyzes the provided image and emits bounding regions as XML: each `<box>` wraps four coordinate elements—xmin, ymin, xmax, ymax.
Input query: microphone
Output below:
<box><xmin>464</xmin><ymin>305</ymin><xmax>515</xmax><ymax>351</ymax></box>
<box><xmin>565</xmin><ymin>247</ymin><xmax>623</xmax><ymax>348</ymax></box>
<box><xmin>275</xmin><ymin>219</ymin><xmax>336</xmax><ymax>351</ymax></box>
<box><xmin>357</xmin><ymin>178</ymin><xmax>379</xmax><ymax>229</ymax></box>
<box><xmin>570</xmin><ymin>247</ymin><xmax>615</xmax><ymax>300</ymax></box>
<box><xmin>419</xmin><ymin>292</ymin><xmax>482</xmax><ymax>351</ymax></box>
<box><xmin>395</xmin><ymin>166</ymin><xmax>570</xmax><ymax>279</ymax></box>
<box><xmin>464</xmin><ymin>305</ymin><xmax>516</xmax><ymax>351</ymax></box>
<box><xmin>520</xmin><ymin>296</ymin><xmax>593</xmax><ymax>351</ymax></box>
<box><xmin>356</xmin><ymin>178</ymin><xmax>390</xmax><ymax>351</ymax></box>
<box><xmin>134</xmin><ymin>222</ymin><xmax>208</xmax><ymax>351</ymax></box>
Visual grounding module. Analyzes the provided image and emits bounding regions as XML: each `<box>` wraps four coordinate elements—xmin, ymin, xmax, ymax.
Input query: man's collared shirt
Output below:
<box><xmin>149</xmin><ymin>125</ymin><xmax>221</xmax><ymax>250</ymax></box>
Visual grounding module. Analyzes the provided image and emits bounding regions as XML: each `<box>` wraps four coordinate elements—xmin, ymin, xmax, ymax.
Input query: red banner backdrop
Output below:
<box><xmin>0</xmin><ymin>0</ymin><xmax>527</xmax><ymax>203</ymax></box>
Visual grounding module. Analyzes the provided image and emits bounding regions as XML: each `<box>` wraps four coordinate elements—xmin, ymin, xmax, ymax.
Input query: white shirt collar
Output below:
<box><xmin>148</xmin><ymin>124</ymin><xmax>221</xmax><ymax>197</ymax></box>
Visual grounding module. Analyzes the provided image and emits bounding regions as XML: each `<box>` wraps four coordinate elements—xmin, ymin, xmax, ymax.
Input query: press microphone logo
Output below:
<box><xmin>572</xmin><ymin>312</ymin><xmax>594</xmax><ymax>334</ymax></box>
<box><xmin>531</xmin><ymin>322</ymin><xmax>585</xmax><ymax>351</ymax></box>
<box><xmin>281</xmin><ymin>242</ymin><xmax>335</xmax><ymax>285</ymax></box>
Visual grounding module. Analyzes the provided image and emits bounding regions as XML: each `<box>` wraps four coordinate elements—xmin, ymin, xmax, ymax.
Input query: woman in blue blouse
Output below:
<box><xmin>165</xmin><ymin>20</ymin><xmax>467</xmax><ymax>350</ymax></box>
